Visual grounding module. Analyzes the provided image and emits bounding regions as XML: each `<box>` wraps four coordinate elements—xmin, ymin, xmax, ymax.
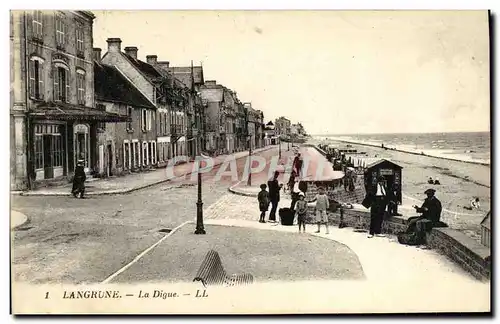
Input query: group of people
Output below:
<box><xmin>363</xmin><ymin>175</ymin><xmax>443</xmax><ymax>241</ymax></box>
<box><xmin>257</xmin><ymin>152</ymin><xmax>332</xmax><ymax>233</ymax></box>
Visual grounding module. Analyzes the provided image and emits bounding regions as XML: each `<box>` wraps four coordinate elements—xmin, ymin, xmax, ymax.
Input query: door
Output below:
<box><xmin>43</xmin><ymin>135</ymin><xmax>53</xmax><ymax>179</ymax></box>
<box><xmin>107</xmin><ymin>144</ymin><xmax>113</xmax><ymax>176</ymax></box>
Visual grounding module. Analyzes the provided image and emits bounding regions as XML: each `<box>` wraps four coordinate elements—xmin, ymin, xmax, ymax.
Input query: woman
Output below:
<box><xmin>72</xmin><ymin>160</ymin><xmax>87</xmax><ymax>198</ymax></box>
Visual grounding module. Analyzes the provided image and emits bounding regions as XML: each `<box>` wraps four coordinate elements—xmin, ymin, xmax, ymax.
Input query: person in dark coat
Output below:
<box><xmin>267</xmin><ymin>171</ymin><xmax>282</xmax><ymax>223</ymax></box>
<box><xmin>368</xmin><ymin>176</ymin><xmax>388</xmax><ymax>238</ymax></box>
<box><xmin>293</xmin><ymin>153</ymin><xmax>304</xmax><ymax>177</ymax></box>
<box><xmin>387</xmin><ymin>187</ymin><xmax>401</xmax><ymax>216</ymax></box>
<box><xmin>406</xmin><ymin>188</ymin><xmax>442</xmax><ymax>234</ymax></box>
<box><xmin>72</xmin><ymin>160</ymin><xmax>86</xmax><ymax>198</ymax></box>
<box><xmin>257</xmin><ymin>184</ymin><xmax>270</xmax><ymax>223</ymax></box>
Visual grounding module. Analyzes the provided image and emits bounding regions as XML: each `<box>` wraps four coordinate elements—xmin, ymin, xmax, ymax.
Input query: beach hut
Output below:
<box><xmin>364</xmin><ymin>159</ymin><xmax>403</xmax><ymax>204</ymax></box>
<box><xmin>480</xmin><ymin>211</ymin><xmax>491</xmax><ymax>248</ymax></box>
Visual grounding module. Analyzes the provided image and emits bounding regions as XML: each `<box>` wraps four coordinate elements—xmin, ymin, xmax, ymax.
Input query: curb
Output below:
<box><xmin>227</xmin><ymin>184</ymin><xmax>258</xmax><ymax>198</ymax></box>
<box><xmin>17</xmin><ymin>146</ymin><xmax>275</xmax><ymax>197</ymax></box>
<box><xmin>11</xmin><ymin>211</ymin><xmax>30</xmax><ymax>230</ymax></box>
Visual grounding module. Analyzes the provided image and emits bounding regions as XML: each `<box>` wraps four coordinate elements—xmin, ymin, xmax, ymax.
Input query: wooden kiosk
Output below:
<box><xmin>363</xmin><ymin>159</ymin><xmax>403</xmax><ymax>204</ymax></box>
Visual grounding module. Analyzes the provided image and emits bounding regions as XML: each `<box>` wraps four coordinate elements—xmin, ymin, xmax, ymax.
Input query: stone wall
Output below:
<box><xmin>427</xmin><ymin>228</ymin><xmax>491</xmax><ymax>281</ymax></box>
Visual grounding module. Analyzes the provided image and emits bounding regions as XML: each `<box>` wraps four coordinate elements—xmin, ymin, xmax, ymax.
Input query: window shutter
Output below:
<box><xmin>53</xmin><ymin>67</ymin><xmax>59</xmax><ymax>101</ymax></box>
<box><xmin>28</xmin><ymin>60</ymin><xmax>35</xmax><ymax>98</ymax></box>
<box><xmin>64</xmin><ymin>69</ymin><xmax>70</xmax><ymax>103</ymax></box>
<box><xmin>38</xmin><ymin>60</ymin><xmax>44</xmax><ymax>99</ymax></box>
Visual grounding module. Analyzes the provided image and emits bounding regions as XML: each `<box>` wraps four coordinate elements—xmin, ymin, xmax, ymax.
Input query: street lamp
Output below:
<box><xmin>247</xmin><ymin>136</ymin><xmax>252</xmax><ymax>186</ymax></box>
<box><xmin>194</xmin><ymin>139</ymin><xmax>206</xmax><ymax>235</ymax></box>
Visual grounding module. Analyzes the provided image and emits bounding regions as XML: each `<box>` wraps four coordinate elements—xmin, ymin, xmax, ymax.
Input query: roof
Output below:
<box><xmin>266</xmin><ymin>121</ymin><xmax>274</xmax><ymax>126</ymax></box>
<box><xmin>365</xmin><ymin>158</ymin><xmax>403</xmax><ymax>170</ymax></box>
<box><xmin>481</xmin><ymin>211</ymin><xmax>490</xmax><ymax>229</ymax></box>
<box><xmin>123</xmin><ymin>53</ymin><xmax>162</xmax><ymax>80</ymax></box>
<box><xmin>168</xmin><ymin>66</ymin><xmax>204</xmax><ymax>87</ymax></box>
<box><xmin>31</xmin><ymin>101</ymin><xmax>129</xmax><ymax>122</ymax></box>
<box><xmin>94</xmin><ymin>63</ymin><xmax>155</xmax><ymax>109</ymax></box>
<box><xmin>200</xmin><ymin>88</ymin><xmax>223</xmax><ymax>102</ymax></box>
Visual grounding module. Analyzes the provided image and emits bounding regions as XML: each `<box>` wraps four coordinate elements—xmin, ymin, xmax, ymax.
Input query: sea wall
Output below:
<box><xmin>321</xmin><ymin>138</ymin><xmax>490</xmax><ymax>166</ymax></box>
<box><xmin>303</xmin><ymin>205</ymin><xmax>491</xmax><ymax>281</ymax></box>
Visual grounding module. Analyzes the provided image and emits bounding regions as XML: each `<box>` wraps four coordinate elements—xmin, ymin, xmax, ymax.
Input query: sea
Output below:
<box><xmin>314</xmin><ymin>132</ymin><xmax>490</xmax><ymax>165</ymax></box>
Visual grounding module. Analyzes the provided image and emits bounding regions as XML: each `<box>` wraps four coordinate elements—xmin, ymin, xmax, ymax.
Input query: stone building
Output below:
<box><xmin>165</xmin><ymin>63</ymin><xmax>206</xmax><ymax>158</ymax></box>
<box><xmin>199</xmin><ymin>80</ymin><xmax>225</xmax><ymax>153</ymax></box>
<box><xmin>234</xmin><ymin>98</ymin><xmax>247</xmax><ymax>151</ymax></box>
<box><xmin>10</xmin><ymin>10</ymin><xmax>128</xmax><ymax>190</ymax></box>
<box><xmin>275</xmin><ymin>116</ymin><xmax>291</xmax><ymax>136</ymax></box>
<box><xmin>255</xmin><ymin>110</ymin><xmax>265</xmax><ymax>148</ymax></box>
<box><xmin>244</xmin><ymin>102</ymin><xmax>262</xmax><ymax>150</ymax></box>
<box><xmin>93</xmin><ymin>50</ymin><xmax>156</xmax><ymax>176</ymax></box>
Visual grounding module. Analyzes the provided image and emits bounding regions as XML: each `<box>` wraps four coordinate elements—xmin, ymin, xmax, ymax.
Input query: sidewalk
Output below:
<box><xmin>19</xmin><ymin>146</ymin><xmax>273</xmax><ymax>197</ymax></box>
<box><xmin>11</xmin><ymin>210</ymin><xmax>29</xmax><ymax>229</ymax></box>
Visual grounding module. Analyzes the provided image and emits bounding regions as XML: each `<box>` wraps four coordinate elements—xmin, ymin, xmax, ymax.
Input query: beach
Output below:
<box><xmin>311</xmin><ymin>138</ymin><xmax>490</xmax><ymax>243</ymax></box>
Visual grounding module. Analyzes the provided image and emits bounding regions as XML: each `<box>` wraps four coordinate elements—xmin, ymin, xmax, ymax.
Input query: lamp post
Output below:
<box><xmin>278</xmin><ymin>135</ymin><xmax>281</xmax><ymax>159</ymax></box>
<box><xmin>194</xmin><ymin>139</ymin><xmax>206</xmax><ymax>235</ymax></box>
<box><xmin>247</xmin><ymin>136</ymin><xmax>252</xmax><ymax>186</ymax></box>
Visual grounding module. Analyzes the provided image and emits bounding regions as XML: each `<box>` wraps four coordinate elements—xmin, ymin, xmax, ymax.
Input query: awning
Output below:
<box><xmin>30</xmin><ymin>102</ymin><xmax>130</xmax><ymax>123</ymax></box>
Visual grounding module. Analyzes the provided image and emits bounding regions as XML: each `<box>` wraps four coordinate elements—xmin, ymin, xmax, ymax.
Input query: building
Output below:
<box><xmin>199</xmin><ymin>80</ymin><xmax>226</xmax><ymax>153</ymax></box>
<box><xmin>222</xmin><ymin>88</ymin><xmax>237</xmax><ymax>153</ymax></box>
<box><xmin>255</xmin><ymin>110</ymin><xmax>265</xmax><ymax>148</ymax></box>
<box><xmin>166</xmin><ymin>63</ymin><xmax>206</xmax><ymax>158</ymax></box>
<box><xmin>93</xmin><ymin>50</ymin><xmax>157</xmax><ymax>176</ymax></box>
<box><xmin>10</xmin><ymin>10</ymin><xmax>128</xmax><ymax>190</ymax></box>
<box><xmin>234</xmin><ymin>98</ymin><xmax>247</xmax><ymax>151</ymax></box>
<box><xmin>244</xmin><ymin>103</ymin><xmax>262</xmax><ymax>150</ymax></box>
<box><xmin>275</xmin><ymin>116</ymin><xmax>291</xmax><ymax>136</ymax></box>
<box><xmin>264</xmin><ymin>121</ymin><xmax>278</xmax><ymax>145</ymax></box>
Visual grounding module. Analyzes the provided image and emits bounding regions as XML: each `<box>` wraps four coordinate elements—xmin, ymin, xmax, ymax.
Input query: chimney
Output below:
<box><xmin>124</xmin><ymin>46</ymin><xmax>138</xmax><ymax>59</ymax></box>
<box><xmin>106</xmin><ymin>38</ymin><xmax>122</xmax><ymax>53</ymax></box>
<box><xmin>93</xmin><ymin>48</ymin><xmax>102</xmax><ymax>62</ymax></box>
<box><xmin>146</xmin><ymin>55</ymin><xmax>157</xmax><ymax>64</ymax></box>
<box><xmin>159</xmin><ymin>61</ymin><xmax>170</xmax><ymax>68</ymax></box>
<box><xmin>205</xmin><ymin>80</ymin><xmax>216</xmax><ymax>86</ymax></box>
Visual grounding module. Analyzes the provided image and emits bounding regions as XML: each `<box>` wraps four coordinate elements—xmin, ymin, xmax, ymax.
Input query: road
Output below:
<box><xmin>11</xmin><ymin>143</ymin><xmax>314</xmax><ymax>284</ymax></box>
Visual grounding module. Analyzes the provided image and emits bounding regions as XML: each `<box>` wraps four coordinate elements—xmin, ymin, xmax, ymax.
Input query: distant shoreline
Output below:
<box><xmin>317</xmin><ymin>138</ymin><xmax>490</xmax><ymax>167</ymax></box>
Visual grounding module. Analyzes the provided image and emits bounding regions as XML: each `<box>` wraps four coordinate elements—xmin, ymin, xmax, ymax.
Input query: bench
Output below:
<box><xmin>193</xmin><ymin>250</ymin><xmax>254</xmax><ymax>287</ymax></box>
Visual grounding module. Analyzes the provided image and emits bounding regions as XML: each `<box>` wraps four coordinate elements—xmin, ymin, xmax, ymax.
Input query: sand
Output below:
<box><xmin>312</xmin><ymin>139</ymin><xmax>490</xmax><ymax>242</ymax></box>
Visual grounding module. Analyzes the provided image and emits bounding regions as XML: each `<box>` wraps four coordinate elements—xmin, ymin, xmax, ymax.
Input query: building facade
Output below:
<box><xmin>94</xmin><ymin>52</ymin><xmax>157</xmax><ymax>177</ymax></box>
<box><xmin>275</xmin><ymin>116</ymin><xmax>291</xmax><ymax>137</ymax></box>
<box><xmin>10</xmin><ymin>10</ymin><xmax>127</xmax><ymax>190</ymax></box>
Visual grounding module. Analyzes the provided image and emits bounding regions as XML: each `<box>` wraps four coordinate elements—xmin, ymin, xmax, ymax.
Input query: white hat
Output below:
<box><xmin>299</xmin><ymin>192</ymin><xmax>305</xmax><ymax>197</ymax></box>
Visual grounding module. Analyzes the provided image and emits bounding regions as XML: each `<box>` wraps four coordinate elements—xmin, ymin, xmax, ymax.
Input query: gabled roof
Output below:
<box><xmin>365</xmin><ymin>158</ymin><xmax>403</xmax><ymax>170</ymax></box>
<box><xmin>123</xmin><ymin>53</ymin><xmax>162</xmax><ymax>80</ymax></box>
<box><xmin>94</xmin><ymin>62</ymin><xmax>155</xmax><ymax>109</ymax></box>
<box><xmin>266</xmin><ymin>121</ymin><xmax>274</xmax><ymax>126</ymax></box>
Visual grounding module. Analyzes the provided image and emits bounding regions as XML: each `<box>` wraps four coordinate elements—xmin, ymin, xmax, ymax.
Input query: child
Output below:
<box><xmin>295</xmin><ymin>192</ymin><xmax>308</xmax><ymax>233</ymax></box>
<box><xmin>257</xmin><ymin>184</ymin><xmax>270</xmax><ymax>223</ymax></box>
<box><xmin>313</xmin><ymin>187</ymin><xmax>330</xmax><ymax>234</ymax></box>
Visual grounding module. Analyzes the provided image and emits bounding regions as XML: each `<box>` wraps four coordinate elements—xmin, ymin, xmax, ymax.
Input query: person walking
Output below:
<box><xmin>71</xmin><ymin>160</ymin><xmax>86</xmax><ymax>198</ymax></box>
<box><xmin>368</xmin><ymin>176</ymin><xmax>388</xmax><ymax>238</ymax></box>
<box><xmin>267</xmin><ymin>171</ymin><xmax>282</xmax><ymax>223</ymax></box>
<box><xmin>257</xmin><ymin>184</ymin><xmax>270</xmax><ymax>223</ymax></box>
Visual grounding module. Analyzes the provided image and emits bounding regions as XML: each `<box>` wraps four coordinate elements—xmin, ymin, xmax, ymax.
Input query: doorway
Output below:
<box><xmin>107</xmin><ymin>144</ymin><xmax>113</xmax><ymax>176</ymax></box>
<box><xmin>42</xmin><ymin>135</ymin><xmax>53</xmax><ymax>179</ymax></box>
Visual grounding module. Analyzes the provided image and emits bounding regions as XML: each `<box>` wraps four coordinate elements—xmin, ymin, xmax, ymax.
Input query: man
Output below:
<box><xmin>71</xmin><ymin>160</ymin><xmax>86</xmax><ymax>199</ymax></box>
<box><xmin>387</xmin><ymin>187</ymin><xmax>402</xmax><ymax>216</ymax></box>
<box><xmin>406</xmin><ymin>188</ymin><xmax>442</xmax><ymax>234</ymax></box>
<box><xmin>267</xmin><ymin>171</ymin><xmax>283</xmax><ymax>223</ymax></box>
<box><xmin>293</xmin><ymin>153</ymin><xmax>303</xmax><ymax>177</ymax></box>
<box><xmin>368</xmin><ymin>176</ymin><xmax>388</xmax><ymax>238</ymax></box>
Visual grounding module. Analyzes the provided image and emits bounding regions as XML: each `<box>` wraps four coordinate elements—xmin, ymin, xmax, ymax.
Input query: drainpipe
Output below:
<box><xmin>23</xmin><ymin>12</ymin><xmax>33</xmax><ymax>190</ymax></box>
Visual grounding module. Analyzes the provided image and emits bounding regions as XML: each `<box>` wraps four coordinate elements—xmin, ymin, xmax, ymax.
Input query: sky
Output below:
<box><xmin>92</xmin><ymin>10</ymin><xmax>490</xmax><ymax>135</ymax></box>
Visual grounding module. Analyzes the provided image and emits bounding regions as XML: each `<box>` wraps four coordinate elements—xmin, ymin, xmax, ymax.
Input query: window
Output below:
<box><xmin>141</xmin><ymin>109</ymin><xmax>147</xmax><ymax>132</ymax></box>
<box><xmin>32</xmin><ymin>11</ymin><xmax>43</xmax><ymax>40</ymax></box>
<box><xmin>159</xmin><ymin>112</ymin><xmax>163</xmax><ymax>135</ymax></box>
<box><xmin>123</xmin><ymin>142</ymin><xmax>130</xmax><ymax>170</ymax></box>
<box><xmin>76</xmin><ymin>71</ymin><xmax>86</xmax><ymax>105</ymax></box>
<box><xmin>55</xmin><ymin>14</ymin><xmax>66</xmax><ymax>49</ymax></box>
<box><xmin>96</xmin><ymin>104</ymin><xmax>106</xmax><ymax>130</ymax></box>
<box><xmin>127</xmin><ymin>106</ymin><xmax>133</xmax><ymax>130</ymax></box>
<box><xmin>28</xmin><ymin>59</ymin><xmax>44</xmax><ymax>100</ymax></box>
<box><xmin>76</xmin><ymin>24</ymin><xmax>84</xmax><ymax>57</ymax></box>
<box><xmin>34</xmin><ymin>135</ymin><xmax>43</xmax><ymax>169</ymax></box>
<box><xmin>53</xmin><ymin>66</ymin><xmax>69</xmax><ymax>102</ymax></box>
<box><xmin>142</xmin><ymin>142</ymin><xmax>148</xmax><ymax>166</ymax></box>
